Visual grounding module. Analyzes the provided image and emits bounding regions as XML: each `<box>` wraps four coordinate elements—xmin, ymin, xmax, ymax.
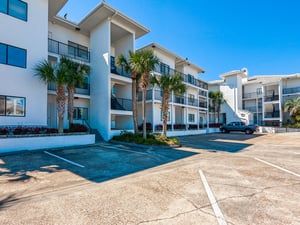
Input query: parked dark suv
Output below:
<box><xmin>220</xmin><ymin>122</ymin><xmax>258</xmax><ymax>134</ymax></box>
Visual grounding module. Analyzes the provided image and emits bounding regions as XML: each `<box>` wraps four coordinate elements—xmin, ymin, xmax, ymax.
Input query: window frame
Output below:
<box><xmin>188</xmin><ymin>113</ymin><xmax>195</xmax><ymax>123</ymax></box>
<box><xmin>0</xmin><ymin>42</ymin><xmax>27</xmax><ymax>68</ymax></box>
<box><xmin>73</xmin><ymin>107</ymin><xmax>88</xmax><ymax>120</ymax></box>
<box><xmin>0</xmin><ymin>0</ymin><xmax>28</xmax><ymax>21</ymax></box>
<box><xmin>0</xmin><ymin>95</ymin><xmax>26</xmax><ymax>117</ymax></box>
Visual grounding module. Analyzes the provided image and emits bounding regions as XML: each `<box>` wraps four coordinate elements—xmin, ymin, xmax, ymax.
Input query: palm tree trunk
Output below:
<box><xmin>56</xmin><ymin>84</ymin><xmax>66</xmax><ymax>133</ymax></box>
<box><xmin>142</xmin><ymin>87</ymin><xmax>147</xmax><ymax>139</ymax></box>
<box><xmin>132</xmin><ymin>77</ymin><xmax>138</xmax><ymax>133</ymax></box>
<box><xmin>67</xmin><ymin>85</ymin><xmax>75</xmax><ymax>128</ymax></box>
<box><xmin>162</xmin><ymin>91</ymin><xmax>170</xmax><ymax>138</ymax></box>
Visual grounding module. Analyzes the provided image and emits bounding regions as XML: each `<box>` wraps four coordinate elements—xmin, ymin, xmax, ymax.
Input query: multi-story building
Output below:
<box><xmin>209</xmin><ymin>68</ymin><xmax>300</xmax><ymax>126</ymax></box>
<box><xmin>136</xmin><ymin>43</ymin><xmax>209</xmax><ymax>136</ymax></box>
<box><xmin>1</xmin><ymin>0</ymin><xmax>149</xmax><ymax>141</ymax></box>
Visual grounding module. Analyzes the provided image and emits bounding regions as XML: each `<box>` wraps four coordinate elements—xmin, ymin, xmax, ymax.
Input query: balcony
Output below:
<box><xmin>264</xmin><ymin>111</ymin><xmax>280</xmax><ymax>118</ymax></box>
<box><xmin>110</xmin><ymin>56</ymin><xmax>131</xmax><ymax>78</ymax></box>
<box><xmin>111</xmin><ymin>97</ymin><xmax>132</xmax><ymax>111</ymax></box>
<box><xmin>48</xmin><ymin>82</ymin><xmax>90</xmax><ymax>95</ymax></box>
<box><xmin>153</xmin><ymin>63</ymin><xmax>208</xmax><ymax>90</ymax></box>
<box><xmin>243</xmin><ymin>92</ymin><xmax>262</xmax><ymax>99</ymax></box>
<box><xmin>264</xmin><ymin>95</ymin><xmax>279</xmax><ymax>102</ymax></box>
<box><xmin>48</xmin><ymin>39</ymin><xmax>90</xmax><ymax>63</ymax></box>
<box><xmin>243</xmin><ymin>106</ymin><xmax>262</xmax><ymax>113</ymax></box>
<box><xmin>283</xmin><ymin>86</ymin><xmax>300</xmax><ymax>95</ymax></box>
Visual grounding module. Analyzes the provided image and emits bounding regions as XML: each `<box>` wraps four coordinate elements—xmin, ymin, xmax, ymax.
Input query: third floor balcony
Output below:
<box><xmin>283</xmin><ymin>86</ymin><xmax>300</xmax><ymax>95</ymax></box>
<box><xmin>48</xmin><ymin>39</ymin><xmax>90</xmax><ymax>63</ymax></box>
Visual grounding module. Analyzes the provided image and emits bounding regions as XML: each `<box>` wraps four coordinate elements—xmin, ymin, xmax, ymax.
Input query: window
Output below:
<box><xmin>188</xmin><ymin>94</ymin><xmax>195</xmax><ymax>103</ymax></box>
<box><xmin>160</xmin><ymin>111</ymin><xmax>170</xmax><ymax>122</ymax></box>
<box><xmin>188</xmin><ymin>113</ymin><xmax>195</xmax><ymax>122</ymax></box>
<box><xmin>257</xmin><ymin>87</ymin><xmax>262</xmax><ymax>95</ymax></box>
<box><xmin>160</xmin><ymin>63</ymin><xmax>170</xmax><ymax>75</ymax></box>
<box><xmin>0</xmin><ymin>43</ymin><xmax>26</xmax><ymax>68</ymax></box>
<box><xmin>73</xmin><ymin>107</ymin><xmax>88</xmax><ymax>120</ymax></box>
<box><xmin>0</xmin><ymin>95</ymin><xmax>26</xmax><ymax>117</ymax></box>
<box><xmin>0</xmin><ymin>0</ymin><xmax>27</xmax><ymax>21</ymax></box>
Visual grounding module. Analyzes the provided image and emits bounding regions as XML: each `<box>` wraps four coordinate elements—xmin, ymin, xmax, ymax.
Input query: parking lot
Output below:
<box><xmin>0</xmin><ymin>133</ymin><xmax>299</xmax><ymax>225</ymax></box>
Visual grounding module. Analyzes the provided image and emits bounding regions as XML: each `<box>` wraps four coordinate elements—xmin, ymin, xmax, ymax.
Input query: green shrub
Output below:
<box><xmin>112</xmin><ymin>131</ymin><xmax>178</xmax><ymax>146</ymax></box>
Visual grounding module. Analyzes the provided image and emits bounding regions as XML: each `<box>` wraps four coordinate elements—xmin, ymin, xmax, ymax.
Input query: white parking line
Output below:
<box><xmin>44</xmin><ymin>151</ymin><xmax>85</xmax><ymax>168</ymax></box>
<box><xmin>254</xmin><ymin>157</ymin><xmax>300</xmax><ymax>178</ymax></box>
<box><xmin>199</xmin><ymin>170</ymin><xmax>227</xmax><ymax>225</ymax></box>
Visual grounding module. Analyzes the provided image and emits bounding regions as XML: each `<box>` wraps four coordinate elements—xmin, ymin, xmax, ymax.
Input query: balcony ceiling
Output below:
<box><xmin>111</xmin><ymin>23</ymin><xmax>130</xmax><ymax>43</ymax></box>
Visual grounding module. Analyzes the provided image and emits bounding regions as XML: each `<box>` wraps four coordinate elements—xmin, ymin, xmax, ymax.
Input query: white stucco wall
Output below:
<box><xmin>0</xmin><ymin>0</ymin><xmax>48</xmax><ymax>126</ymax></box>
<box><xmin>48</xmin><ymin>22</ymin><xmax>90</xmax><ymax>48</ymax></box>
<box><xmin>90</xmin><ymin>20</ymin><xmax>111</xmax><ymax>141</ymax></box>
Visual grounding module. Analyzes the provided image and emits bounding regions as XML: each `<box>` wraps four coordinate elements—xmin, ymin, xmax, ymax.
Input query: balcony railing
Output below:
<box><xmin>264</xmin><ymin>95</ymin><xmax>279</xmax><ymax>102</ymax></box>
<box><xmin>48</xmin><ymin>39</ymin><xmax>90</xmax><ymax>63</ymax></box>
<box><xmin>283</xmin><ymin>86</ymin><xmax>300</xmax><ymax>95</ymax></box>
<box><xmin>48</xmin><ymin>82</ymin><xmax>90</xmax><ymax>95</ymax></box>
<box><xmin>111</xmin><ymin>97</ymin><xmax>132</xmax><ymax>111</ymax></box>
<box><xmin>243</xmin><ymin>92</ymin><xmax>262</xmax><ymax>99</ymax></box>
<box><xmin>153</xmin><ymin>63</ymin><xmax>208</xmax><ymax>90</ymax></box>
<box><xmin>110</xmin><ymin>56</ymin><xmax>131</xmax><ymax>78</ymax></box>
<box><xmin>264</xmin><ymin>111</ymin><xmax>280</xmax><ymax>118</ymax></box>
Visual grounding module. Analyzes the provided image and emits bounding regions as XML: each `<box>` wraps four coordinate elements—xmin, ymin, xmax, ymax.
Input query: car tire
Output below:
<box><xmin>245</xmin><ymin>129</ymin><xmax>253</xmax><ymax>134</ymax></box>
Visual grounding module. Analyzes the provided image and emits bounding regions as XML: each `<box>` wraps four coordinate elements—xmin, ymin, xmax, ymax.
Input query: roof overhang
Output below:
<box><xmin>48</xmin><ymin>0</ymin><xmax>67</xmax><ymax>18</ymax></box>
<box><xmin>78</xmin><ymin>2</ymin><xmax>149</xmax><ymax>38</ymax></box>
<box><xmin>140</xmin><ymin>43</ymin><xmax>205</xmax><ymax>73</ymax></box>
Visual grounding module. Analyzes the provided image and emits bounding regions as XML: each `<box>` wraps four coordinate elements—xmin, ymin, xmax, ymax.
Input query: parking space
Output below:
<box><xmin>0</xmin><ymin>133</ymin><xmax>299</xmax><ymax>225</ymax></box>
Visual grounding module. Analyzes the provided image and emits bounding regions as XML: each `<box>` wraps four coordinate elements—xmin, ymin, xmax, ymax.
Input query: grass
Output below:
<box><xmin>112</xmin><ymin>131</ymin><xmax>179</xmax><ymax>146</ymax></box>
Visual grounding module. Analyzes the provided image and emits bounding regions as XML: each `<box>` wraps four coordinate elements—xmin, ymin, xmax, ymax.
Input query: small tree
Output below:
<box><xmin>284</xmin><ymin>97</ymin><xmax>300</xmax><ymax>123</ymax></box>
<box><xmin>151</xmin><ymin>73</ymin><xmax>186</xmax><ymax>137</ymax></box>
<box><xmin>34</xmin><ymin>60</ymin><xmax>67</xmax><ymax>133</ymax></box>
<box><xmin>209</xmin><ymin>91</ymin><xmax>225</xmax><ymax>123</ymax></box>
<box><xmin>62</xmin><ymin>57</ymin><xmax>90</xmax><ymax>127</ymax></box>
<box><xmin>116</xmin><ymin>51</ymin><xmax>141</xmax><ymax>134</ymax></box>
<box><xmin>137</xmin><ymin>50</ymin><xmax>159</xmax><ymax>139</ymax></box>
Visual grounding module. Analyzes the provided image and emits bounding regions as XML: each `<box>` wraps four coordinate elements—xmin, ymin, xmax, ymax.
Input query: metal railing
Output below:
<box><xmin>283</xmin><ymin>86</ymin><xmax>300</xmax><ymax>95</ymax></box>
<box><xmin>264</xmin><ymin>111</ymin><xmax>280</xmax><ymax>118</ymax></box>
<box><xmin>153</xmin><ymin>63</ymin><xmax>208</xmax><ymax>90</ymax></box>
<box><xmin>264</xmin><ymin>95</ymin><xmax>279</xmax><ymax>102</ymax></box>
<box><xmin>243</xmin><ymin>92</ymin><xmax>262</xmax><ymax>99</ymax></box>
<box><xmin>48</xmin><ymin>39</ymin><xmax>90</xmax><ymax>63</ymax></box>
<box><xmin>110</xmin><ymin>56</ymin><xmax>131</xmax><ymax>78</ymax></box>
<box><xmin>48</xmin><ymin>82</ymin><xmax>90</xmax><ymax>95</ymax></box>
<box><xmin>111</xmin><ymin>97</ymin><xmax>132</xmax><ymax>111</ymax></box>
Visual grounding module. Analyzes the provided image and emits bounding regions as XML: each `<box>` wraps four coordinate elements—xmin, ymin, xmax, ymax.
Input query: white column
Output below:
<box><xmin>152</xmin><ymin>88</ymin><xmax>155</xmax><ymax>131</ymax></box>
<box><xmin>278</xmin><ymin>80</ymin><xmax>283</xmax><ymax>126</ymax></box>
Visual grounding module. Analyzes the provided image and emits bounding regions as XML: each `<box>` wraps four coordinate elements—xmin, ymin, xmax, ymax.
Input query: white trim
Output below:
<box><xmin>44</xmin><ymin>151</ymin><xmax>85</xmax><ymax>168</ymax></box>
<box><xmin>254</xmin><ymin>158</ymin><xmax>300</xmax><ymax>178</ymax></box>
<box><xmin>199</xmin><ymin>170</ymin><xmax>227</xmax><ymax>225</ymax></box>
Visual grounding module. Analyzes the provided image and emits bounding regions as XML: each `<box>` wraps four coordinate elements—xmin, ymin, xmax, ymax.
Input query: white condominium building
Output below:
<box><xmin>209</xmin><ymin>68</ymin><xmax>300</xmax><ymax>126</ymax></box>
<box><xmin>137</xmin><ymin>43</ymin><xmax>209</xmax><ymax>135</ymax></box>
<box><xmin>1</xmin><ymin>0</ymin><xmax>149</xmax><ymax>141</ymax></box>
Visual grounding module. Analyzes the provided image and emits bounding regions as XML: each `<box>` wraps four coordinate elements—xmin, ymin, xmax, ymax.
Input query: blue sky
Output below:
<box><xmin>59</xmin><ymin>0</ymin><xmax>300</xmax><ymax>81</ymax></box>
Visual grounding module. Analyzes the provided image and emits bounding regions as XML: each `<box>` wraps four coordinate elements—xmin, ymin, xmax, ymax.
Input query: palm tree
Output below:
<box><xmin>61</xmin><ymin>57</ymin><xmax>90</xmax><ymax>127</ymax></box>
<box><xmin>284</xmin><ymin>97</ymin><xmax>300</xmax><ymax>123</ymax></box>
<box><xmin>209</xmin><ymin>91</ymin><xmax>225</xmax><ymax>124</ymax></box>
<box><xmin>137</xmin><ymin>50</ymin><xmax>159</xmax><ymax>139</ymax></box>
<box><xmin>34</xmin><ymin>60</ymin><xmax>67</xmax><ymax>133</ymax></box>
<box><xmin>116</xmin><ymin>51</ymin><xmax>140</xmax><ymax>134</ymax></box>
<box><xmin>151</xmin><ymin>73</ymin><xmax>186</xmax><ymax>137</ymax></box>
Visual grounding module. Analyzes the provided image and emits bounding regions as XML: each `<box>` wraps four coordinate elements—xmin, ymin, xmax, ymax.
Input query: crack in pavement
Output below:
<box><xmin>136</xmin><ymin>180</ymin><xmax>237</xmax><ymax>225</ymax></box>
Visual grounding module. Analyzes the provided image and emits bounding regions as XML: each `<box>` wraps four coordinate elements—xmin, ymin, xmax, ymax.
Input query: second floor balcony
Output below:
<box><xmin>48</xmin><ymin>82</ymin><xmax>90</xmax><ymax>96</ymax></box>
<box><xmin>264</xmin><ymin>95</ymin><xmax>279</xmax><ymax>102</ymax></box>
<box><xmin>264</xmin><ymin>111</ymin><xmax>280</xmax><ymax>118</ymax></box>
<box><xmin>48</xmin><ymin>39</ymin><xmax>90</xmax><ymax>63</ymax></box>
<box><xmin>111</xmin><ymin>97</ymin><xmax>132</xmax><ymax>111</ymax></box>
<box><xmin>138</xmin><ymin>90</ymin><xmax>208</xmax><ymax>109</ymax></box>
<box><xmin>283</xmin><ymin>86</ymin><xmax>300</xmax><ymax>95</ymax></box>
